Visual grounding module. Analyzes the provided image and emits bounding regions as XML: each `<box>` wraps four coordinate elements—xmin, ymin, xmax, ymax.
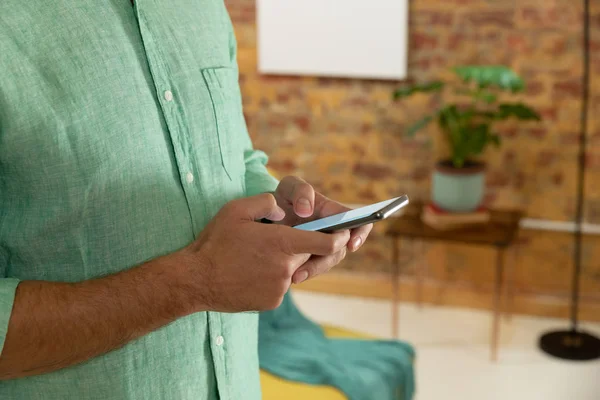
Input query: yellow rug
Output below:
<box><xmin>260</xmin><ymin>325</ymin><xmax>369</xmax><ymax>400</ymax></box>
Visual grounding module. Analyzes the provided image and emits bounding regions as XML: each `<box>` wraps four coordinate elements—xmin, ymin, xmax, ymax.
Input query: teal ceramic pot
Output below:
<box><xmin>431</xmin><ymin>160</ymin><xmax>485</xmax><ymax>212</ymax></box>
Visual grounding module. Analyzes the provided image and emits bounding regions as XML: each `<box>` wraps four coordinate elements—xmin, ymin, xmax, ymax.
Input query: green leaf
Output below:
<box><xmin>393</xmin><ymin>81</ymin><xmax>445</xmax><ymax>99</ymax></box>
<box><xmin>407</xmin><ymin>115</ymin><xmax>434</xmax><ymax>136</ymax></box>
<box><xmin>453</xmin><ymin>66</ymin><xmax>525</xmax><ymax>93</ymax></box>
<box><xmin>495</xmin><ymin>103</ymin><xmax>541</xmax><ymax>120</ymax></box>
<box><xmin>438</xmin><ymin>105</ymin><xmax>463</xmax><ymax>153</ymax></box>
<box><xmin>472</xmin><ymin>110</ymin><xmax>497</xmax><ymax>120</ymax></box>
<box><xmin>467</xmin><ymin>124</ymin><xmax>490</xmax><ymax>155</ymax></box>
<box><xmin>455</xmin><ymin>88</ymin><xmax>497</xmax><ymax>104</ymax></box>
<box><xmin>479</xmin><ymin>91</ymin><xmax>497</xmax><ymax>104</ymax></box>
<box><xmin>452</xmin><ymin>156</ymin><xmax>465</xmax><ymax>168</ymax></box>
<box><xmin>490</xmin><ymin>134</ymin><xmax>502</xmax><ymax>147</ymax></box>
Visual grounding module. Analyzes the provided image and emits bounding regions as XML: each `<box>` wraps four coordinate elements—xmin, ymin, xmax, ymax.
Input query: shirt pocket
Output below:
<box><xmin>201</xmin><ymin>67</ymin><xmax>246</xmax><ymax>181</ymax></box>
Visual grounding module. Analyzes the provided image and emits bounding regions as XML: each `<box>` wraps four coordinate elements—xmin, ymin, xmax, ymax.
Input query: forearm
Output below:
<box><xmin>0</xmin><ymin>251</ymin><xmax>201</xmax><ymax>380</ymax></box>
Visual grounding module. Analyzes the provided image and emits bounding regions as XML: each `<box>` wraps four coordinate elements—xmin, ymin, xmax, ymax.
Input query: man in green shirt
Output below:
<box><xmin>0</xmin><ymin>1</ymin><xmax>372</xmax><ymax>399</ymax></box>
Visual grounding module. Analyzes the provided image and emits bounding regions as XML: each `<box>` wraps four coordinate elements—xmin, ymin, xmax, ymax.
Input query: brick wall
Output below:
<box><xmin>226</xmin><ymin>0</ymin><xmax>600</xmax><ymax>312</ymax></box>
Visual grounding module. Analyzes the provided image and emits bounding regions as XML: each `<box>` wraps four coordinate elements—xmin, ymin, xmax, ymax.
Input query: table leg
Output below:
<box><xmin>491</xmin><ymin>248</ymin><xmax>505</xmax><ymax>362</ymax></box>
<box><xmin>392</xmin><ymin>237</ymin><xmax>400</xmax><ymax>339</ymax></box>
<box><xmin>504</xmin><ymin>243</ymin><xmax>519</xmax><ymax>322</ymax></box>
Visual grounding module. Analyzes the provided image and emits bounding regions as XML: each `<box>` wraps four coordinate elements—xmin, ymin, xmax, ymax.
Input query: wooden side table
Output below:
<box><xmin>385</xmin><ymin>203</ymin><xmax>523</xmax><ymax>361</ymax></box>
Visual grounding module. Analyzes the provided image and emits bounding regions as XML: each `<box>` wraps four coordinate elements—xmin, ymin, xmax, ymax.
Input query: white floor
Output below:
<box><xmin>291</xmin><ymin>290</ymin><xmax>600</xmax><ymax>400</ymax></box>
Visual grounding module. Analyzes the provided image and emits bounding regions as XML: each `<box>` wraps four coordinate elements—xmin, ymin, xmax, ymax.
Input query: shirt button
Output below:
<box><xmin>216</xmin><ymin>336</ymin><xmax>224</xmax><ymax>346</ymax></box>
<box><xmin>186</xmin><ymin>172</ymin><xmax>194</xmax><ymax>183</ymax></box>
<box><xmin>164</xmin><ymin>90</ymin><xmax>173</xmax><ymax>102</ymax></box>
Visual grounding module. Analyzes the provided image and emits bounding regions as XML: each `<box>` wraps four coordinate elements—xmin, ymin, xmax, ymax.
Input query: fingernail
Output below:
<box><xmin>352</xmin><ymin>236</ymin><xmax>362</xmax><ymax>251</ymax></box>
<box><xmin>296</xmin><ymin>198</ymin><xmax>312</xmax><ymax>214</ymax></box>
<box><xmin>294</xmin><ymin>270</ymin><xmax>309</xmax><ymax>284</ymax></box>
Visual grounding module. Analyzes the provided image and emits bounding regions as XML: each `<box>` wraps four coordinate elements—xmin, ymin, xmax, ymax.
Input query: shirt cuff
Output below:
<box><xmin>0</xmin><ymin>278</ymin><xmax>20</xmax><ymax>356</ymax></box>
<box><xmin>244</xmin><ymin>150</ymin><xmax>279</xmax><ymax>197</ymax></box>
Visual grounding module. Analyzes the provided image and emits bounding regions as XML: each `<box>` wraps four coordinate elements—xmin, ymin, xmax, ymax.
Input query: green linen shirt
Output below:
<box><xmin>0</xmin><ymin>1</ymin><xmax>279</xmax><ymax>399</ymax></box>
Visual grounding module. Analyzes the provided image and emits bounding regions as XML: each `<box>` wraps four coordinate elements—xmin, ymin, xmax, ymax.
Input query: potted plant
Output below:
<box><xmin>393</xmin><ymin>65</ymin><xmax>541</xmax><ymax>212</ymax></box>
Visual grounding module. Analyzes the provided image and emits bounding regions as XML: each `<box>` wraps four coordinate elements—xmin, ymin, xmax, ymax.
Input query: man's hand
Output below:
<box><xmin>272</xmin><ymin>176</ymin><xmax>374</xmax><ymax>283</ymax></box>
<box><xmin>0</xmin><ymin>193</ymin><xmax>348</xmax><ymax>380</ymax></box>
<box><xmin>182</xmin><ymin>193</ymin><xmax>350</xmax><ymax>312</ymax></box>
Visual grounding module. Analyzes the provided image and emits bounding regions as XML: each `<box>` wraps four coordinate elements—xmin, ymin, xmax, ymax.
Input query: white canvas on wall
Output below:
<box><xmin>257</xmin><ymin>0</ymin><xmax>408</xmax><ymax>80</ymax></box>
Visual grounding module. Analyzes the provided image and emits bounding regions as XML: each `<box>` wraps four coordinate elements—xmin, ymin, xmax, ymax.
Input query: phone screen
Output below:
<box><xmin>293</xmin><ymin>197</ymin><xmax>402</xmax><ymax>232</ymax></box>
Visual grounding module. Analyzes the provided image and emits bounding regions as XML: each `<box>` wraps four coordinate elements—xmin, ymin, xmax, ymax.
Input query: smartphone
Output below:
<box><xmin>293</xmin><ymin>195</ymin><xmax>409</xmax><ymax>233</ymax></box>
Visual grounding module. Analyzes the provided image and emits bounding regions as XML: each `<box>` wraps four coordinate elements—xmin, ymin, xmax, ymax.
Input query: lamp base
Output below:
<box><xmin>539</xmin><ymin>330</ymin><xmax>600</xmax><ymax>361</ymax></box>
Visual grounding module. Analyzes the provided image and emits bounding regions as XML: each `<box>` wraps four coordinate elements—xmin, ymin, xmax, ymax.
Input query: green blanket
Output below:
<box><xmin>259</xmin><ymin>292</ymin><xmax>416</xmax><ymax>400</ymax></box>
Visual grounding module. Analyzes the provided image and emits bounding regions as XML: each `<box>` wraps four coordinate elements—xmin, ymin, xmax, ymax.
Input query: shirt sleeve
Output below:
<box><xmin>0</xmin><ymin>279</ymin><xmax>19</xmax><ymax>356</ymax></box>
<box><xmin>226</xmin><ymin>12</ymin><xmax>280</xmax><ymax>197</ymax></box>
<box><xmin>0</xmin><ymin>247</ymin><xmax>19</xmax><ymax>356</ymax></box>
<box><xmin>243</xmin><ymin>148</ymin><xmax>279</xmax><ymax>196</ymax></box>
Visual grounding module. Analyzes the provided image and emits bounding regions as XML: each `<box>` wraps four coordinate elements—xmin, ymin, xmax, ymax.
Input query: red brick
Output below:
<box><xmin>360</xmin><ymin>123</ymin><xmax>372</xmax><ymax>134</ymax></box>
<box><xmin>357</xmin><ymin>188</ymin><xmax>378</xmax><ymax>201</ymax></box>
<box><xmin>483</xmin><ymin>192</ymin><xmax>497</xmax><ymax>207</ymax></box>
<box><xmin>486</xmin><ymin>171</ymin><xmax>510</xmax><ymax>188</ymax></box>
<box><xmin>593</xmin><ymin>12</ymin><xmax>600</xmax><ymax>29</ymax></box>
<box><xmin>269</xmin><ymin>159</ymin><xmax>297</xmax><ymax>174</ymax></box>
<box><xmin>293</xmin><ymin>116</ymin><xmax>310</xmax><ymax>131</ymax></box>
<box><xmin>590</xmin><ymin>131</ymin><xmax>600</xmax><ymax>146</ymax></box>
<box><xmin>352</xmin><ymin>143</ymin><xmax>367</xmax><ymax>156</ymax></box>
<box><xmin>409</xmin><ymin>166</ymin><xmax>430</xmax><ymax>181</ymax></box>
<box><xmin>586</xmin><ymin>154</ymin><xmax>600</xmax><ymax>169</ymax></box>
<box><xmin>447</xmin><ymin>33</ymin><xmax>466</xmax><ymax>51</ymax></box>
<box><xmin>364</xmin><ymin>249</ymin><xmax>385</xmax><ymax>262</ymax></box>
<box><xmin>519</xmin><ymin>6</ymin><xmax>581</xmax><ymax>28</ymax></box>
<box><xmin>414</xmin><ymin>11</ymin><xmax>454</xmax><ymax>27</ymax></box>
<box><xmin>504</xmin><ymin>151</ymin><xmax>516</xmax><ymax>163</ymax></box>
<box><xmin>538</xmin><ymin>107</ymin><xmax>558</xmax><ymax>121</ymax></box>
<box><xmin>327</xmin><ymin>122</ymin><xmax>340</xmax><ymax>131</ymax></box>
<box><xmin>548</xmin><ymin>38</ymin><xmax>568</xmax><ymax>57</ymax></box>
<box><xmin>411</xmin><ymin>32</ymin><xmax>438</xmax><ymax>50</ymax></box>
<box><xmin>317</xmin><ymin>77</ymin><xmax>347</xmax><ymax>87</ymax></box>
<box><xmin>521</xmin><ymin>7</ymin><xmax>541</xmax><ymax>23</ymax></box>
<box><xmin>501</xmin><ymin>127</ymin><xmax>519</xmax><ymax>138</ymax></box>
<box><xmin>526</xmin><ymin>81</ymin><xmax>545</xmax><ymax>96</ymax></box>
<box><xmin>554</xmin><ymin>80</ymin><xmax>583</xmax><ymax>98</ymax></box>
<box><xmin>552</xmin><ymin>172</ymin><xmax>564</xmax><ymax>186</ymax></box>
<box><xmin>536</xmin><ymin>151</ymin><xmax>558</xmax><ymax>167</ymax></box>
<box><xmin>507</xmin><ymin>34</ymin><xmax>529</xmax><ymax>52</ymax></box>
<box><xmin>560</xmin><ymin>133</ymin><xmax>581</xmax><ymax>146</ymax></box>
<box><xmin>528</xmin><ymin>128</ymin><xmax>548</xmax><ymax>139</ymax></box>
<box><xmin>463</xmin><ymin>10</ymin><xmax>514</xmax><ymax>29</ymax></box>
<box><xmin>277</xmin><ymin>93</ymin><xmax>290</xmax><ymax>103</ymax></box>
<box><xmin>353</xmin><ymin>163</ymin><xmax>394</xmax><ymax>180</ymax></box>
<box><xmin>411</xmin><ymin>54</ymin><xmax>448</xmax><ymax>71</ymax></box>
<box><xmin>267</xmin><ymin>116</ymin><xmax>286</xmax><ymax>130</ymax></box>
<box><xmin>587</xmin><ymin>204</ymin><xmax>600</xmax><ymax>225</ymax></box>
<box><xmin>398</xmin><ymin>139</ymin><xmax>427</xmax><ymax>152</ymax></box>
<box><xmin>515</xmin><ymin>171</ymin><xmax>525</xmax><ymax>189</ymax></box>
<box><xmin>447</xmin><ymin>0</ymin><xmax>483</xmax><ymax>4</ymax></box>
<box><xmin>330</xmin><ymin>183</ymin><xmax>343</xmax><ymax>193</ymax></box>
<box><xmin>410</xmin><ymin>57</ymin><xmax>431</xmax><ymax>70</ymax></box>
<box><xmin>430</xmin><ymin>55</ymin><xmax>448</xmax><ymax>68</ymax></box>
<box><xmin>261</xmin><ymin>75</ymin><xmax>298</xmax><ymax>84</ymax></box>
<box><xmin>347</xmin><ymin>96</ymin><xmax>370</xmax><ymax>107</ymax></box>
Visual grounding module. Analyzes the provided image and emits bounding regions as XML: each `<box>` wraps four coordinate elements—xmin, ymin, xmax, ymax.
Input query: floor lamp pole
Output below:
<box><xmin>538</xmin><ymin>0</ymin><xmax>600</xmax><ymax>361</ymax></box>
